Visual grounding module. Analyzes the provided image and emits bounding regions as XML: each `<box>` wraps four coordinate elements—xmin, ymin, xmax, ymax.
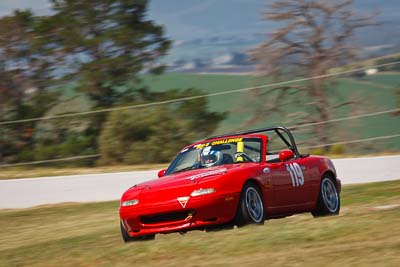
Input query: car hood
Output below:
<box><xmin>121</xmin><ymin>164</ymin><xmax>252</xmax><ymax>203</ymax></box>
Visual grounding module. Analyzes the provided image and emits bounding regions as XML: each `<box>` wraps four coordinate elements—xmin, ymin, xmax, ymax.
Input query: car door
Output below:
<box><xmin>265</xmin><ymin>130</ymin><xmax>314</xmax><ymax>212</ymax></box>
<box><xmin>294</xmin><ymin>156</ymin><xmax>320</xmax><ymax>205</ymax></box>
<box><xmin>282</xmin><ymin>157</ymin><xmax>314</xmax><ymax>206</ymax></box>
<box><xmin>268</xmin><ymin>158</ymin><xmax>312</xmax><ymax>211</ymax></box>
<box><xmin>267</xmin><ymin>161</ymin><xmax>296</xmax><ymax>210</ymax></box>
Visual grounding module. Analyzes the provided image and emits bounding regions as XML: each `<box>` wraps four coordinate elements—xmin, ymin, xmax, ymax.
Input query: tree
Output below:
<box><xmin>99</xmin><ymin>107</ymin><xmax>190</xmax><ymax>164</ymax></box>
<box><xmin>0</xmin><ymin>10</ymin><xmax>59</xmax><ymax>163</ymax></box>
<box><xmin>139</xmin><ymin>88</ymin><xmax>227</xmax><ymax>137</ymax></box>
<box><xmin>44</xmin><ymin>0</ymin><xmax>171</xmax><ymax>107</ymax></box>
<box><xmin>0</xmin><ymin>10</ymin><xmax>57</xmax><ymax>99</ymax></box>
<box><xmin>251</xmin><ymin>0</ymin><xmax>374</xmax><ymax>147</ymax></box>
<box><xmin>98</xmin><ymin>89</ymin><xmax>226</xmax><ymax>165</ymax></box>
<box><xmin>0</xmin><ymin>1</ymin><xmax>226</xmax><ymax>166</ymax></box>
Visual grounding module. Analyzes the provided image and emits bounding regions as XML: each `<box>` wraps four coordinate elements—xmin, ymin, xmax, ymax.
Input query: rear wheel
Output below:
<box><xmin>235</xmin><ymin>182</ymin><xmax>265</xmax><ymax>226</ymax></box>
<box><xmin>120</xmin><ymin>222</ymin><xmax>155</xmax><ymax>243</ymax></box>
<box><xmin>312</xmin><ymin>177</ymin><xmax>340</xmax><ymax>217</ymax></box>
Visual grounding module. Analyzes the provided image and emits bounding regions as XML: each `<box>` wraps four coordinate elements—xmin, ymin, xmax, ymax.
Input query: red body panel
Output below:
<box><xmin>119</xmin><ymin>133</ymin><xmax>340</xmax><ymax>237</ymax></box>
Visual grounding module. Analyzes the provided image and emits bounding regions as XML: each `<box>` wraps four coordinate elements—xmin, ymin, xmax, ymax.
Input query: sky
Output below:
<box><xmin>0</xmin><ymin>0</ymin><xmax>50</xmax><ymax>16</ymax></box>
<box><xmin>1</xmin><ymin>0</ymin><xmax>399</xmax><ymax>64</ymax></box>
<box><xmin>0</xmin><ymin>0</ymin><xmax>270</xmax><ymax>42</ymax></box>
<box><xmin>1</xmin><ymin>0</ymin><xmax>399</xmax><ymax>42</ymax></box>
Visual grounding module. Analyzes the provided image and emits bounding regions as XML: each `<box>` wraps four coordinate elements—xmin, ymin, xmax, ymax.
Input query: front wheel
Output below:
<box><xmin>120</xmin><ymin>222</ymin><xmax>155</xmax><ymax>243</ymax></box>
<box><xmin>235</xmin><ymin>182</ymin><xmax>265</xmax><ymax>226</ymax></box>
<box><xmin>312</xmin><ymin>177</ymin><xmax>340</xmax><ymax>217</ymax></box>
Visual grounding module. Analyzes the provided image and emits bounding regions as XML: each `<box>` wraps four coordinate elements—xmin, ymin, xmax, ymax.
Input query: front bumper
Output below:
<box><xmin>120</xmin><ymin>193</ymin><xmax>240</xmax><ymax>237</ymax></box>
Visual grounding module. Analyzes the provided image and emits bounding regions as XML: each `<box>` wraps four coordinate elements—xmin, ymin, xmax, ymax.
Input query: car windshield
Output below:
<box><xmin>165</xmin><ymin>137</ymin><xmax>262</xmax><ymax>175</ymax></box>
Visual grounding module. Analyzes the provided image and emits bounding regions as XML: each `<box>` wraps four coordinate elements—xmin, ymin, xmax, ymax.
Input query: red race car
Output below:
<box><xmin>119</xmin><ymin>126</ymin><xmax>341</xmax><ymax>242</ymax></box>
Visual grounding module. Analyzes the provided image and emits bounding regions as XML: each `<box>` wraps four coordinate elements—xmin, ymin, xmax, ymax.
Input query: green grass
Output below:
<box><xmin>53</xmin><ymin>71</ymin><xmax>400</xmax><ymax>153</ymax></box>
<box><xmin>1</xmin><ymin>180</ymin><xmax>400</xmax><ymax>267</ymax></box>
<box><xmin>331</xmin><ymin>77</ymin><xmax>399</xmax><ymax>144</ymax></box>
<box><xmin>0</xmin><ymin>164</ymin><xmax>168</xmax><ymax>180</ymax></box>
<box><xmin>142</xmin><ymin>73</ymin><xmax>267</xmax><ymax>131</ymax></box>
<box><xmin>363</xmin><ymin>73</ymin><xmax>400</xmax><ymax>87</ymax></box>
<box><xmin>142</xmin><ymin>72</ymin><xmax>400</xmax><ymax>151</ymax></box>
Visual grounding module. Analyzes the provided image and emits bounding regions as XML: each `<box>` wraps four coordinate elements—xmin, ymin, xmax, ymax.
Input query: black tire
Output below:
<box><xmin>120</xmin><ymin>222</ymin><xmax>155</xmax><ymax>243</ymax></box>
<box><xmin>235</xmin><ymin>182</ymin><xmax>265</xmax><ymax>226</ymax></box>
<box><xmin>312</xmin><ymin>176</ymin><xmax>340</xmax><ymax>217</ymax></box>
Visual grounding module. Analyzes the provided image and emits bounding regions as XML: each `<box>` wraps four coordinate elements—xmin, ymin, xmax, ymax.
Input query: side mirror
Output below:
<box><xmin>279</xmin><ymin>150</ymin><xmax>294</xmax><ymax>162</ymax></box>
<box><xmin>158</xmin><ymin>169</ymin><xmax>166</xmax><ymax>178</ymax></box>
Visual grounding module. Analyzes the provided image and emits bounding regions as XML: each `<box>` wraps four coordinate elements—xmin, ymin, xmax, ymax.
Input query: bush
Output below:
<box><xmin>309</xmin><ymin>148</ymin><xmax>325</xmax><ymax>155</ymax></box>
<box><xmin>329</xmin><ymin>144</ymin><xmax>345</xmax><ymax>155</ymax></box>
<box><xmin>29</xmin><ymin>134</ymin><xmax>97</xmax><ymax>166</ymax></box>
<box><xmin>98</xmin><ymin>107</ymin><xmax>196</xmax><ymax>165</ymax></box>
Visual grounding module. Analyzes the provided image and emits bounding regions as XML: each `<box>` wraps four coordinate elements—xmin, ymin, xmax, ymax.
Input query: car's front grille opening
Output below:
<box><xmin>141</xmin><ymin>210</ymin><xmax>195</xmax><ymax>224</ymax></box>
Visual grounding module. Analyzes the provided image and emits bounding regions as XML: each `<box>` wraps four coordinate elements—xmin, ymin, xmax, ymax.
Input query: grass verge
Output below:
<box><xmin>0</xmin><ymin>164</ymin><xmax>168</xmax><ymax>180</ymax></box>
<box><xmin>0</xmin><ymin>180</ymin><xmax>400</xmax><ymax>266</ymax></box>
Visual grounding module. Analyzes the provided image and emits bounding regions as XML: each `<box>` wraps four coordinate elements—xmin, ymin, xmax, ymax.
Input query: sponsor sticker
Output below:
<box><xmin>186</xmin><ymin>168</ymin><xmax>227</xmax><ymax>181</ymax></box>
<box><xmin>194</xmin><ymin>137</ymin><xmax>243</xmax><ymax>150</ymax></box>
<box><xmin>177</xmin><ymin>197</ymin><xmax>190</xmax><ymax>208</ymax></box>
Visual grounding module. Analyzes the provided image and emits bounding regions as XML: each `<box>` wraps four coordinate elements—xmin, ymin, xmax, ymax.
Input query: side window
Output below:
<box><xmin>266</xmin><ymin>131</ymin><xmax>293</xmax><ymax>163</ymax></box>
<box><xmin>243</xmin><ymin>140</ymin><xmax>262</xmax><ymax>162</ymax></box>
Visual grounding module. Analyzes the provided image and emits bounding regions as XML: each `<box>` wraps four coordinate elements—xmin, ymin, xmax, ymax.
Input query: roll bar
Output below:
<box><xmin>206</xmin><ymin>126</ymin><xmax>303</xmax><ymax>158</ymax></box>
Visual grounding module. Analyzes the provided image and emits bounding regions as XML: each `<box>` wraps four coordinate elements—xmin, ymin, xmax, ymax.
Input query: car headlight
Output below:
<box><xmin>190</xmin><ymin>188</ymin><xmax>216</xmax><ymax>197</ymax></box>
<box><xmin>121</xmin><ymin>199</ymin><xmax>139</xmax><ymax>207</ymax></box>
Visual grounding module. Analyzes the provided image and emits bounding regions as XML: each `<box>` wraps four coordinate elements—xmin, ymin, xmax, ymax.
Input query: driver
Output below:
<box><xmin>199</xmin><ymin>147</ymin><xmax>222</xmax><ymax>167</ymax></box>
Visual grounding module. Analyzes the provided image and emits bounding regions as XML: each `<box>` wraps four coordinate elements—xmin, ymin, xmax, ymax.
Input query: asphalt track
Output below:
<box><xmin>0</xmin><ymin>155</ymin><xmax>399</xmax><ymax>209</ymax></box>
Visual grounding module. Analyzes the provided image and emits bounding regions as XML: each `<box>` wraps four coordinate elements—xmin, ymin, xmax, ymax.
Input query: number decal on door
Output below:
<box><xmin>286</xmin><ymin>162</ymin><xmax>304</xmax><ymax>187</ymax></box>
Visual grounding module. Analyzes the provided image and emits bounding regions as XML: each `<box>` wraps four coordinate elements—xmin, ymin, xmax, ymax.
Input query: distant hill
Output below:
<box><xmin>2</xmin><ymin>0</ymin><xmax>399</xmax><ymax>73</ymax></box>
<box><xmin>147</xmin><ymin>0</ymin><xmax>400</xmax><ymax>73</ymax></box>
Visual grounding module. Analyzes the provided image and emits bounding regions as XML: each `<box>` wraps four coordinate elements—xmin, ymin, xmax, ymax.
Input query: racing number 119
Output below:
<box><xmin>286</xmin><ymin>163</ymin><xmax>304</xmax><ymax>187</ymax></box>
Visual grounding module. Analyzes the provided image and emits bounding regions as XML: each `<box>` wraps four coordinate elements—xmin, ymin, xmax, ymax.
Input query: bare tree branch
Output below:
<box><xmin>250</xmin><ymin>0</ymin><xmax>375</xmax><ymax>149</ymax></box>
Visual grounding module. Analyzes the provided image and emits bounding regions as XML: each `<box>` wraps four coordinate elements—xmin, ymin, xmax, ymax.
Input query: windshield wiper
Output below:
<box><xmin>172</xmin><ymin>165</ymin><xmax>201</xmax><ymax>174</ymax></box>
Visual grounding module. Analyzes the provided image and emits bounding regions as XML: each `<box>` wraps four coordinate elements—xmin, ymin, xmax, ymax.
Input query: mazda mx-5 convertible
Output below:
<box><xmin>119</xmin><ymin>126</ymin><xmax>341</xmax><ymax>242</ymax></box>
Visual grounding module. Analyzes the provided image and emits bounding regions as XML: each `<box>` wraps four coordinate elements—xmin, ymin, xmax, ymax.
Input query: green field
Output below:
<box><xmin>53</xmin><ymin>71</ymin><xmax>400</xmax><ymax>153</ymax></box>
<box><xmin>1</xmin><ymin>180</ymin><xmax>400</xmax><ymax>267</ymax></box>
<box><xmin>142</xmin><ymin>72</ymin><xmax>400</xmax><ymax>151</ymax></box>
<box><xmin>0</xmin><ymin>163</ymin><xmax>168</xmax><ymax>180</ymax></box>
